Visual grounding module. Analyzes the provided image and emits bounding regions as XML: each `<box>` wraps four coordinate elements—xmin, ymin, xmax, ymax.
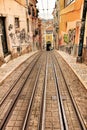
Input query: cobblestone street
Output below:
<box><xmin>0</xmin><ymin>0</ymin><xmax>87</xmax><ymax>129</ymax></box>
<box><xmin>0</xmin><ymin>51</ymin><xmax>87</xmax><ymax>130</ymax></box>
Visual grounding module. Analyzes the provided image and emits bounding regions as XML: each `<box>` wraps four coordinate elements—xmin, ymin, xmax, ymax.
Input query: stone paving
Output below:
<box><xmin>0</xmin><ymin>51</ymin><xmax>38</xmax><ymax>85</ymax></box>
<box><xmin>56</xmin><ymin>50</ymin><xmax>87</xmax><ymax>89</ymax></box>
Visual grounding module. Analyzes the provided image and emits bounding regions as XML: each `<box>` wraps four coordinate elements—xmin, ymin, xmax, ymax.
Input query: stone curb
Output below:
<box><xmin>56</xmin><ymin>50</ymin><xmax>87</xmax><ymax>90</ymax></box>
<box><xmin>0</xmin><ymin>51</ymin><xmax>38</xmax><ymax>85</ymax></box>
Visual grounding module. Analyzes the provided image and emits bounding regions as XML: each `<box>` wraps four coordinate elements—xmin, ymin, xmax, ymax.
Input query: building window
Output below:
<box><xmin>27</xmin><ymin>18</ymin><xmax>29</xmax><ymax>32</ymax></box>
<box><xmin>36</xmin><ymin>9</ymin><xmax>39</xmax><ymax>17</ymax></box>
<box><xmin>28</xmin><ymin>6</ymin><xmax>31</xmax><ymax>15</ymax></box>
<box><xmin>32</xmin><ymin>8</ymin><xmax>35</xmax><ymax>17</ymax></box>
<box><xmin>66</xmin><ymin>0</ymin><xmax>75</xmax><ymax>6</ymax></box>
<box><xmin>15</xmin><ymin>18</ymin><xmax>19</xmax><ymax>28</ymax></box>
<box><xmin>26</xmin><ymin>0</ymin><xmax>28</xmax><ymax>6</ymax></box>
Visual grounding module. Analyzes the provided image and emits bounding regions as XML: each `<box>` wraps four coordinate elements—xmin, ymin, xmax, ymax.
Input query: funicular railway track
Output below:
<box><xmin>40</xmin><ymin>53</ymin><xmax>62</xmax><ymax>130</ymax></box>
<box><xmin>51</xmin><ymin>51</ymin><xmax>87</xmax><ymax>130</ymax></box>
<box><xmin>39</xmin><ymin>52</ymin><xmax>86</xmax><ymax>130</ymax></box>
<box><xmin>0</xmin><ymin>52</ymin><xmax>43</xmax><ymax>130</ymax></box>
<box><xmin>22</xmin><ymin>52</ymin><xmax>48</xmax><ymax>130</ymax></box>
<box><xmin>0</xmin><ymin>52</ymin><xmax>40</xmax><ymax>106</ymax></box>
<box><xmin>0</xmin><ymin>51</ymin><xmax>87</xmax><ymax>130</ymax></box>
<box><xmin>22</xmin><ymin>52</ymin><xmax>62</xmax><ymax>130</ymax></box>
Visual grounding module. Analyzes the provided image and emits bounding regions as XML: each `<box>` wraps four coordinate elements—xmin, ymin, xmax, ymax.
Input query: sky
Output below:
<box><xmin>37</xmin><ymin>0</ymin><xmax>56</xmax><ymax>20</ymax></box>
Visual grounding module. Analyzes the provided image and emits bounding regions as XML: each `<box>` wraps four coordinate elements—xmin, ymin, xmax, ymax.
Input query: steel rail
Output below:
<box><xmin>53</xmin><ymin>63</ymin><xmax>69</xmax><ymax>130</ymax></box>
<box><xmin>0</xmin><ymin>53</ymin><xmax>42</xmax><ymax>130</ymax></box>
<box><xmin>53</xmin><ymin>52</ymin><xmax>87</xmax><ymax>130</ymax></box>
<box><xmin>50</xmin><ymin>53</ymin><xmax>68</xmax><ymax>130</ymax></box>
<box><xmin>22</xmin><ymin>57</ymin><xmax>42</xmax><ymax>130</ymax></box>
<box><xmin>0</xmin><ymin>52</ymin><xmax>40</xmax><ymax>106</ymax></box>
<box><xmin>38</xmin><ymin>53</ymin><xmax>48</xmax><ymax>130</ymax></box>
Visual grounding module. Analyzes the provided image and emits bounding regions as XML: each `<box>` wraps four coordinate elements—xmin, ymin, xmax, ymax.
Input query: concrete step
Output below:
<box><xmin>4</xmin><ymin>55</ymin><xmax>11</xmax><ymax>63</ymax></box>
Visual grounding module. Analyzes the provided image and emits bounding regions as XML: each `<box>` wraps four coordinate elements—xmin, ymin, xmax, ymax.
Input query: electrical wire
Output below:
<box><xmin>37</xmin><ymin>0</ymin><xmax>56</xmax><ymax>19</ymax></box>
<box><xmin>47</xmin><ymin>0</ymin><xmax>48</xmax><ymax>18</ymax></box>
<box><xmin>41</xmin><ymin>0</ymin><xmax>44</xmax><ymax>11</ymax></box>
<box><xmin>38</xmin><ymin>8</ymin><xmax>55</xmax><ymax>10</ymax></box>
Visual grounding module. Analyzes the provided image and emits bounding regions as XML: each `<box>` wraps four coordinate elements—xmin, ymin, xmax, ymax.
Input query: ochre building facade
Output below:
<box><xmin>54</xmin><ymin>0</ymin><xmax>87</xmax><ymax>61</ymax></box>
<box><xmin>0</xmin><ymin>0</ymin><xmax>41</xmax><ymax>65</ymax></box>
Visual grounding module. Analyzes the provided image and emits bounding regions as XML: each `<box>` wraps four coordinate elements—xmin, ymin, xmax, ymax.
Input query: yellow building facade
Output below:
<box><xmin>58</xmin><ymin>0</ymin><xmax>87</xmax><ymax>62</ymax></box>
<box><xmin>59</xmin><ymin>0</ymin><xmax>84</xmax><ymax>45</ymax></box>
<box><xmin>45</xmin><ymin>25</ymin><xmax>53</xmax><ymax>50</ymax></box>
<box><xmin>46</xmin><ymin>34</ymin><xmax>53</xmax><ymax>44</ymax></box>
<box><xmin>41</xmin><ymin>20</ymin><xmax>53</xmax><ymax>50</ymax></box>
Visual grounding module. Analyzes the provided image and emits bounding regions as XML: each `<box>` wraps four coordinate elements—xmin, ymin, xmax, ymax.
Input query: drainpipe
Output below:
<box><xmin>0</xmin><ymin>34</ymin><xmax>4</xmax><ymax>58</ymax></box>
<box><xmin>76</xmin><ymin>0</ymin><xmax>86</xmax><ymax>63</ymax></box>
<box><xmin>76</xmin><ymin>22</ymin><xmax>85</xmax><ymax>62</ymax></box>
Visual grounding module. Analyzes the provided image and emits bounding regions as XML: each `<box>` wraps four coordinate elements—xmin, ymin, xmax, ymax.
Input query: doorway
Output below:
<box><xmin>0</xmin><ymin>17</ymin><xmax>8</xmax><ymax>56</ymax></box>
<box><xmin>46</xmin><ymin>41</ymin><xmax>51</xmax><ymax>51</ymax></box>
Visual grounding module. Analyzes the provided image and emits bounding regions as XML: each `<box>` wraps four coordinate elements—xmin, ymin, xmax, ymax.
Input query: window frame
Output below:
<box><xmin>15</xmin><ymin>17</ymin><xmax>20</xmax><ymax>29</ymax></box>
